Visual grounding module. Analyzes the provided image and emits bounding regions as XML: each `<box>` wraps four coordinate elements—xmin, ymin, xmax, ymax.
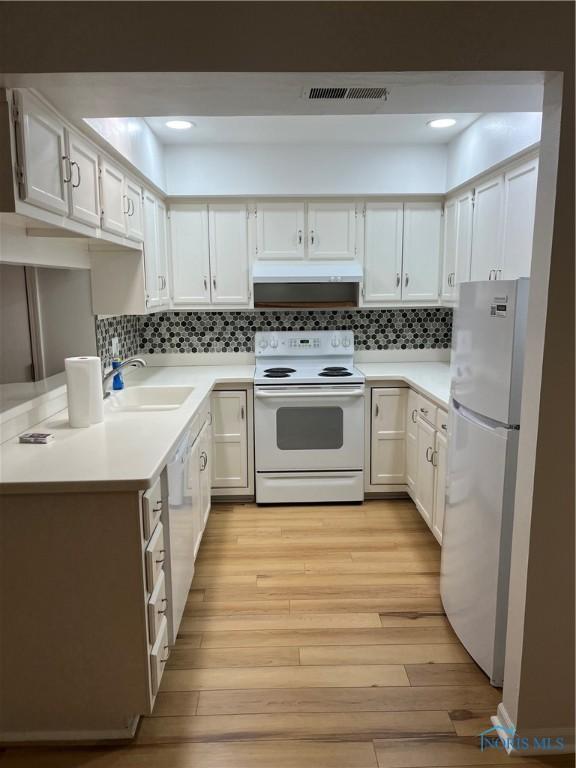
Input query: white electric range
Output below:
<box><xmin>254</xmin><ymin>331</ymin><xmax>365</xmax><ymax>504</ymax></box>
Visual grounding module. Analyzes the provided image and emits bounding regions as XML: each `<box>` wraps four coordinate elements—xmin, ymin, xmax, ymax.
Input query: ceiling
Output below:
<box><xmin>144</xmin><ymin>114</ymin><xmax>481</xmax><ymax>145</ymax></box>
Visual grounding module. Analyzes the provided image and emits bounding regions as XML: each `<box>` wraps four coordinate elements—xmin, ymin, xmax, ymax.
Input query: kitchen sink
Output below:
<box><xmin>106</xmin><ymin>386</ymin><xmax>195</xmax><ymax>412</ymax></box>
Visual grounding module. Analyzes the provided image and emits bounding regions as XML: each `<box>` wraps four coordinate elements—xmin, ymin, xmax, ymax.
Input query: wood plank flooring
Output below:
<box><xmin>1</xmin><ymin>500</ymin><xmax>570</xmax><ymax>768</ymax></box>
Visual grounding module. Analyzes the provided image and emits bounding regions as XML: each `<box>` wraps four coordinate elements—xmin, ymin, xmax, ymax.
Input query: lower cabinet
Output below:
<box><xmin>405</xmin><ymin>389</ymin><xmax>418</xmax><ymax>493</ymax></box>
<box><xmin>211</xmin><ymin>389</ymin><xmax>251</xmax><ymax>494</ymax></box>
<box><xmin>370</xmin><ymin>387</ymin><xmax>407</xmax><ymax>485</ymax></box>
<box><xmin>415</xmin><ymin>414</ymin><xmax>436</xmax><ymax>528</ymax></box>
<box><xmin>432</xmin><ymin>428</ymin><xmax>447</xmax><ymax>544</ymax></box>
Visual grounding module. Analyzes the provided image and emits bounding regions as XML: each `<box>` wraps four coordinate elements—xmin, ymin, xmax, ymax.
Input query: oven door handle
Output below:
<box><xmin>255</xmin><ymin>388</ymin><xmax>365</xmax><ymax>399</ymax></box>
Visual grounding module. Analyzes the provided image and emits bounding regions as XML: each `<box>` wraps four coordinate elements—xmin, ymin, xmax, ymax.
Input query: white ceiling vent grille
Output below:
<box><xmin>304</xmin><ymin>87</ymin><xmax>389</xmax><ymax>101</ymax></box>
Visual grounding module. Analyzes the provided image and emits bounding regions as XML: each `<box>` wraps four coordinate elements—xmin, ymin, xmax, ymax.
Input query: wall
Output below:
<box><xmin>0</xmin><ymin>265</ymin><xmax>34</xmax><ymax>384</ymax></box>
<box><xmin>96</xmin><ymin>307</ymin><xmax>452</xmax><ymax>362</ymax></box>
<box><xmin>165</xmin><ymin>143</ymin><xmax>447</xmax><ymax>197</ymax></box>
<box><xmin>446</xmin><ymin>112</ymin><xmax>542</xmax><ymax>191</ymax></box>
<box><xmin>84</xmin><ymin>117</ymin><xmax>167</xmax><ymax>192</ymax></box>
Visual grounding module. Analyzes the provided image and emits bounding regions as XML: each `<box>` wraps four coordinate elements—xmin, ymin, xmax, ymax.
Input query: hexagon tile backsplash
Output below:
<box><xmin>97</xmin><ymin>308</ymin><xmax>452</xmax><ymax>363</ymax></box>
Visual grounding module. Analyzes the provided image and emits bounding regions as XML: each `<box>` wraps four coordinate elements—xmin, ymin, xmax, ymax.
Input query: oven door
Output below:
<box><xmin>254</xmin><ymin>385</ymin><xmax>365</xmax><ymax>472</ymax></box>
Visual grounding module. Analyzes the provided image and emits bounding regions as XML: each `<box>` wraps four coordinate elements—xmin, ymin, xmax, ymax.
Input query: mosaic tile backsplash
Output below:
<box><xmin>97</xmin><ymin>308</ymin><xmax>452</xmax><ymax>362</ymax></box>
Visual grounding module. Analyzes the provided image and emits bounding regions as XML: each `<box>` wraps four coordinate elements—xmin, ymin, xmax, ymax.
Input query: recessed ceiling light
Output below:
<box><xmin>165</xmin><ymin>120</ymin><xmax>194</xmax><ymax>130</ymax></box>
<box><xmin>427</xmin><ymin>118</ymin><xmax>456</xmax><ymax>129</ymax></box>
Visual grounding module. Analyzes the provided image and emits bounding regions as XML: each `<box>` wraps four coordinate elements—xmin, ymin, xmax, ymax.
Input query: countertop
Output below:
<box><xmin>0</xmin><ymin>361</ymin><xmax>450</xmax><ymax>494</ymax></box>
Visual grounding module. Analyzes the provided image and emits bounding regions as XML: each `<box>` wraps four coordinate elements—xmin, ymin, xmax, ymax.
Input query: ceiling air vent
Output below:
<box><xmin>303</xmin><ymin>87</ymin><xmax>389</xmax><ymax>101</ymax></box>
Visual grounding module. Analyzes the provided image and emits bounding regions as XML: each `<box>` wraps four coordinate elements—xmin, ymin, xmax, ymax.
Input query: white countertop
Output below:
<box><xmin>0</xmin><ymin>361</ymin><xmax>450</xmax><ymax>493</ymax></box>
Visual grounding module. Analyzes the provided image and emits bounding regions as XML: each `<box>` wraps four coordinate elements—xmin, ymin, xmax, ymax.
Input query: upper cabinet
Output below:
<box><xmin>470</xmin><ymin>176</ymin><xmax>504</xmax><ymax>282</ymax></box>
<box><xmin>255</xmin><ymin>202</ymin><xmax>305</xmax><ymax>260</ymax></box>
<box><xmin>255</xmin><ymin>201</ymin><xmax>357</xmax><ymax>262</ymax></box>
<box><xmin>441</xmin><ymin>198</ymin><xmax>457</xmax><ymax>302</ymax></box>
<box><xmin>307</xmin><ymin>201</ymin><xmax>357</xmax><ymax>260</ymax></box>
<box><xmin>100</xmin><ymin>160</ymin><xmax>144</xmax><ymax>243</ymax></box>
<box><xmin>363</xmin><ymin>202</ymin><xmax>403</xmax><ymax>303</ymax></box>
<box><xmin>65</xmin><ymin>130</ymin><xmax>101</xmax><ymax>228</ymax></box>
<box><xmin>402</xmin><ymin>203</ymin><xmax>442</xmax><ymax>302</ymax></box>
<box><xmin>169</xmin><ymin>202</ymin><xmax>252</xmax><ymax>309</ymax></box>
<box><xmin>142</xmin><ymin>190</ymin><xmax>170</xmax><ymax>312</ymax></box>
<box><xmin>501</xmin><ymin>157</ymin><xmax>539</xmax><ymax>280</ymax></box>
<box><xmin>441</xmin><ymin>190</ymin><xmax>473</xmax><ymax>302</ymax></box>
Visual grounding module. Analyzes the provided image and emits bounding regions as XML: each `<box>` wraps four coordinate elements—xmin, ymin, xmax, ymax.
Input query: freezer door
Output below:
<box><xmin>440</xmin><ymin>403</ymin><xmax>512</xmax><ymax>685</ymax></box>
<box><xmin>450</xmin><ymin>280</ymin><xmax>527</xmax><ymax>424</ymax></box>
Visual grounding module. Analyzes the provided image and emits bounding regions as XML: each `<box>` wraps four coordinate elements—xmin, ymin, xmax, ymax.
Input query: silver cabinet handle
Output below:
<box><xmin>155</xmin><ymin>548</ymin><xmax>166</xmax><ymax>565</ymax></box>
<box><xmin>240</xmin><ymin>405</ymin><xmax>245</xmax><ymax>420</ymax></box>
<box><xmin>441</xmin><ymin>423</ymin><xmax>447</xmax><ymax>431</ymax></box>
<box><xmin>158</xmin><ymin>597</ymin><xmax>168</xmax><ymax>616</ymax></box>
<box><xmin>420</xmin><ymin>407</ymin><xmax>428</xmax><ymax>415</ymax></box>
<box><xmin>396</xmin><ymin>273</ymin><xmax>400</xmax><ymax>288</ymax></box>
<box><xmin>431</xmin><ymin>450</ymin><xmax>438</xmax><ymax>467</ymax></box>
<box><xmin>203</xmin><ymin>277</ymin><xmax>208</xmax><ymax>291</ymax></box>
<box><xmin>497</xmin><ymin>269</ymin><xmax>503</xmax><ymax>279</ymax></box>
<box><xmin>152</xmin><ymin>501</ymin><xmax>162</xmax><ymax>513</ymax></box>
<box><xmin>310</xmin><ymin>230</ymin><xmax>315</xmax><ymax>246</ymax></box>
<box><xmin>200</xmin><ymin>451</ymin><xmax>208</xmax><ymax>471</ymax></box>
<box><xmin>404</xmin><ymin>273</ymin><xmax>409</xmax><ymax>287</ymax></box>
<box><xmin>128</xmin><ymin>198</ymin><xmax>134</xmax><ymax>216</ymax></box>
<box><xmin>411</xmin><ymin>409</ymin><xmax>418</xmax><ymax>423</ymax></box>
<box><xmin>297</xmin><ymin>229</ymin><xmax>303</xmax><ymax>245</ymax></box>
<box><xmin>212</xmin><ymin>277</ymin><xmax>217</xmax><ymax>290</ymax></box>
<box><xmin>489</xmin><ymin>269</ymin><xmax>495</xmax><ymax>280</ymax></box>
<box><xmin>426</xmin><ymin>446</ymin><xmax>433</xmax><ymax>462</ymax></box>
<box><xmin>161</xmin><ymin>645</ymin><xmax>170</xmax><ymax>664</ymax></box>
<box><xmin>375</xmin><ymin>403</ymin><xmax>380</xmax><ymax>418</ymax></box>
<box><xmin>123</xmin><ymin>195</ymin><xmax>130</xmax><ymax>215</ymax></box>
<box><xmin>71</xmin><ymin>160</ymin><xmax>81</xmax><ymax>188</ymax></box>
<box><xmin>62</xmin><ymin>155</ymin><xmax>72</xmax><ymax>183</ymax></box>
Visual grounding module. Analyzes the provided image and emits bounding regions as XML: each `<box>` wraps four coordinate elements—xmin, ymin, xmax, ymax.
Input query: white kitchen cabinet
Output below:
<box><xmin>125</xmin><ymin>177</ymin><xmax>144</xmax><ymax>242</ymax></box>
<box><xmin>211</xmin><ymin>390</ymin><xmax>248</xmax><ymax>490</ymax></box>
<box><xmin>402</xmin><ymin>202</ymin><xmax>442</xmax><ymax>302</ymax></box>
<box><xmin>198</xmin><ymin>418</ymin><xmax>212</xmax><ymax>529</ymax></box>
<box><xmin>156</xmin><ymin>200</ymin><xmax>170</xmax><ymax>305</ymax></box>
<box><xmin>405</xmin><ymin>388</ymin><xmax>419</xmax><ymax>493</ymax></box>
<box><xmin>169</xmin><ymin>204</ymin><xmax>211</xmax><ymax>305</ymax></box>
<box><xmin>441</xmin><ymin>198</ymin><xmax>457</xmax><ymax>301</ymax></box>
<box><xmin>208</xmin><ymin>204</ymin><xmax>251</xmax><ymax>306</ymax></box>
<box><xmin>370</xmin><ymin>387</ymin><xmax>407</xmax><ymax>485</ymax></box>
<box><xmin>415</xmin><ymin>414</ymin><xmax>436</xmax><ymax>528</ymax></box>
<box><xmin>100</xmin><ymin>159</ymin><xmax>128</xmax><ymax>237</ymax></box>
<box><xmin>470</xmin><ymin>175</ymin><xmax>504</xmax><ymax>281</ymax></box>
<box><xmin>256</xmin><ymin>202</ymin><xmax>305</xmax><ymax>260</ymax></box>
<box><xmin>454</xmin><ymin>190</ymin><xmax>473</xmax><ymax>287</ymax></box>
<box><xmin>13</xmin><ymin>90</ymin><xmax>68</xmax><ymax>216</ymax></box>
<box><xmin>432</xmin><ymin>427</ymin><xmax>447</xmax><ymax>545</ymax></box>
<box><xmin>307</xmin><ymin>201</ymin><xmax>357</xmax><ymax>260</ymax></box>
<box><xmin>501</xmin><ymin>156</ymin><xmax>539</xmax><ymax>279</ymax></box>
<box><xmin>362</xmin><ymin>202</ymin><xmax>404</xmax><ymax>303</ymax></box>
<box><xmin>143</xmin><ymin>188</ymin><xmax>160</xmax><ymax>309</ymax></box>
<box><xmin>65</xmin><ymin>130</ymin><xmax>101</xmax><ymax>228</ymax></box>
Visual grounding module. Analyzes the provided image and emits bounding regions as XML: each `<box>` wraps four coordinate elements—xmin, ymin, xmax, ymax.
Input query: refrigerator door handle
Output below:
<box><xmin>453</xmin><ymin>400</ymin><xmax>519</xmax><ymax>432</ymax></box>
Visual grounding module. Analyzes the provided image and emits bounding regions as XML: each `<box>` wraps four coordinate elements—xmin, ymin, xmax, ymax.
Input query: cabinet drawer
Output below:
<box><xmin>145</xmin><ymin>522</ymin><xmax>165</xmax><ymax>593</ymax></box>
<box><xmin>150</xmin><ymin>615</ymin><xmax>169</xmax><ymax>697</ymax></box>
<box><xmin>142</xmin><ymin>476</ymin><xmax>163</xmax><ymax>540</ymax></box>
<box><xmin>436</xmin><ymin>409</ymin><xmax>449</xmax><ymax>434</ymax></box>
<box><xmin>416</xmin><ymin>394</ymin><xmax>437</xmax><ymax>427</ymax></box>
<box><xmin>148</xmin><ymin>568</ymin><xmax>168</xmax><ymax>645</ymax></box>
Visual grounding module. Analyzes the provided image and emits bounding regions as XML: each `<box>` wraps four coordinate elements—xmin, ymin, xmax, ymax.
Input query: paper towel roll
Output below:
<box><xmin>65</xmin><ymin>357</ymin><xmax>104</xmax><ymax>428</ymax></box>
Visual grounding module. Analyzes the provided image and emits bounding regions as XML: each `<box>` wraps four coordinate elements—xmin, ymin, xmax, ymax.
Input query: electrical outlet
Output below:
<box><xmin>111</xmin><ymin>337</ymin><xmax>120</xmax><ymax>357</ymax></box>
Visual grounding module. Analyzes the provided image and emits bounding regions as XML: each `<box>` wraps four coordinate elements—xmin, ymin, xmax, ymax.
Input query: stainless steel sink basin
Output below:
<box><xmin>106</xmin><ymin>385</ymin><xmax>195</xmax><ymax>412</ymax></box>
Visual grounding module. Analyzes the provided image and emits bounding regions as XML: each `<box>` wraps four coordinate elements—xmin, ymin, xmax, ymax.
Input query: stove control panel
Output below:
<box><xmin>255</xmin><ymin>331</ymin><xmax>354</xmax><ymax>357</ymax></box>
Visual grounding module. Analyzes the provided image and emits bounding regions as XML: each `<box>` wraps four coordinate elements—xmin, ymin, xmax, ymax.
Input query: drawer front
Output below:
<box><xmin>142</xmin><ymin>476</ymin><xmax>163</xmax><ymax>540</ymax></box>
<box><xmin>145</xmin><ymin>522</ymin><xmax>165</xmax><ymax>593</ymax></box>
<box><xmin>148</xmin><ymin>568</ymin><xmax>167</xmax><ymax>644</ymax></box>
<box><xmin>417</xmin><ymin>394</ymin><xmax>438</xmax><ymax>427</ymax></box>
<box><xmin>436</xmin><ymin>408</ymin><xmax>449</xmax><ymax>434</ymax></box>
<box><xmin>150</xmin><ymin>615</ymin><xmax>169</xmax><ymax>697</ymax></box>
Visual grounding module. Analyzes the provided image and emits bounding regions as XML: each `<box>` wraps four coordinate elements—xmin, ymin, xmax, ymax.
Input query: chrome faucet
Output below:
<box><xmin>102</xmin><ymin>357</ymin><xmax>146</xmax><ymax>398</ymax></box>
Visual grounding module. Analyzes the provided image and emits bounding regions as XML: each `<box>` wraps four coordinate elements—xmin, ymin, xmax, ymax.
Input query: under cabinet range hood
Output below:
<box><xmin>252</xmin><ymin>261</ymin><xmax>363</xmax><ymax>308</ymax></box>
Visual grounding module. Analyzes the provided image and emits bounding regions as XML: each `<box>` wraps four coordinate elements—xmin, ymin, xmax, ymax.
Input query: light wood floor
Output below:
<box><xmin>1</xmin><ymin>500</ymin><xmax>572</xmax><ymax>767</ymax></box>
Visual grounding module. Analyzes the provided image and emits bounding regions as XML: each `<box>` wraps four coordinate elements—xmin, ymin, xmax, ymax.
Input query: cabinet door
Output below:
<box><xmin>211</xmin><ymin>391</ymin><xmax>248</xmax><ymax>489</ymax></box>
<box><xmin>415</xmin><ymin>416</ymin><xmax>436</xmax><ymax>528</ymax></box>
<box><xmin>405</xmin><ymin>389</ymin><xmax>419</xmax><ymax>494</ymax></box>
<box><xmin>370</xmin><ymin>388</ymin><xmax>407</xmax><ymax>485</ymax></box>
<box><xmin>156</xmin><ymin>200</ymin><xmax>170</xmax><ymax>305</ymax></box>
<box><xmin>66</xmin><ymin>130</ymin><xmax>100</xmax><ymax>228</ymax></box>
<box><xmin>143</xmin><ymin>189</ymin><xmax>160</xmax><ymax>309</ymax></box>
<box><xmin>100</xmin><ymin>159</ymin><xmax>127</xmax><ymax>236</ymax></box>
<box><xmin>307</xmin><ymin>201</ymin><xmax>357</xmax><ymax>260</ymax></box>
<box><xmin>470</xmin><ymin>176</ymin><xmax>504</xmax><ymax>281</ymax></box>
<box><xmin>363</xmin><ymin>202</ymin><xmax>403</xmax><ymax>304</ymax></box>
<box><xmin>169</xmin><ymin>204</ymin><xmax>211</xmax><ymax>306</ymax></box>
<box><xmin>501</xmin><ymin>157</ymin><xmax>539</xmax><ymax>280</ymax></box>
<box><xmin>454</xmin><ymin>190</ymin><xmax>473</xmax><ymax>287</ymax></box>
<box><xmin>441</xmin><ymin>198</ymin><xmax>457</xmax><ymax>301</ymax></box>
<box><xmin>402</xmin><ymin>203</ymin><xmax>442</xmax><ymax>301</ymax></box>
<box><xmin>256</xmin><ymin>202</ymin><xmax>305</xmax><ymax>260</ymax></box>
<box><xmin>198</xmin><ymin>419</ymin><xmax>212</xmax><ymax>529</ymax></box>
<box><xmin>15</xmin><ymin>91</ymin><xmax>68</xmax><ymax>215</ymax></box>
<box><xmin>209</xmin><ymin>204</ymin><xmax>251</xmax><ymax>306</ymax></box>
<box><xmin>432</xmin><ymin>429</ymin><xmax>447</xmax><ymax>545</ymax></box>
<box><xmin>125</xmin><ymin>177</ymin><xmax>144</xmax><ymax>241</ymax></box>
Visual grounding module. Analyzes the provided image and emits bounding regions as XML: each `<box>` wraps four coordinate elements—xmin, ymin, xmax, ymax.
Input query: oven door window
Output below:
<box><xmin>276</xmin><ymin>406</ymin><xmax>344</xmax><ymax>450</ymax></box>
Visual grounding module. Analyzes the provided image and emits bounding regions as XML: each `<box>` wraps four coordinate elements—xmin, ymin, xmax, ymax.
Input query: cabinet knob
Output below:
<box><xmin>426</xmin><ymin>446</ymin><xmax>433</xmax><ymax>462</ymax></box>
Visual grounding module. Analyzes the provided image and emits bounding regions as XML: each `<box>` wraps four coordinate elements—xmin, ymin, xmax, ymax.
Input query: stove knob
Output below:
<box><xmin>269</xmin><ymin>336</ymin><xmax>278</xmax><ymax>349</ymax></box>
<box><xmin>331</xmin><ymin>334</ymin><xmax>341</xmax><ymax>348</ymax></box>
<box><xmin>258</xmin><ymin>338</ymin><xmax>268</xmax><ymax>349</ymax></box>
<box><xmin>342</xmin><ymin>336</ymin><xmax>352</xmax><ymax>348</ymax></box>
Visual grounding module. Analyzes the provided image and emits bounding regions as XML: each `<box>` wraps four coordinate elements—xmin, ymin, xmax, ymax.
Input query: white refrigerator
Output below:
<box><xmin>441</xmin><ymin>279</ymin><xmax>529</xmax><ymax>687</ymax></box>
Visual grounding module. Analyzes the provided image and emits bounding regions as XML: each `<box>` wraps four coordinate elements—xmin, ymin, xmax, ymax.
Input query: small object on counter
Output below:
<box><xmin>19</xmin><ymin>432</ymin><xmax>54</xmax><ymax>444</ymax></box>
<box><xmin>112</xmin><ymin>358</ymin><xmax>125</xmax><ymax>390</ymax></box>
<box><xmin>65</xmin><ymin>356</ymin><xmax>104</xmax><ymax>428</ymax></box>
